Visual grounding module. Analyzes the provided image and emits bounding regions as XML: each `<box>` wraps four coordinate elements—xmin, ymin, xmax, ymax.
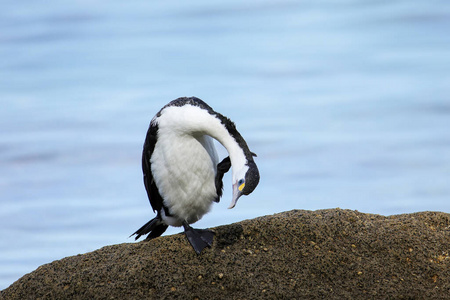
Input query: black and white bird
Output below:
<box><xmin>131</xmin><ymin>97</ymin><xmax>260</xmax><ymax>254</ymax></box>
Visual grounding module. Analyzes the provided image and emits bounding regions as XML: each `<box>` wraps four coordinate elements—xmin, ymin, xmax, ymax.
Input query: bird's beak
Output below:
<box><xmin>229</xmin><ymin>182</ymin><xmax>243</xmax><ymax>209</ymax></box>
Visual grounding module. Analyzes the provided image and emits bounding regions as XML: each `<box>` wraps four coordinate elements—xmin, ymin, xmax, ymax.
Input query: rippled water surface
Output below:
<box><xmin>1</xmin><ymin>0</ymin><xmax>449</xmax><ymax>289</ymax></box>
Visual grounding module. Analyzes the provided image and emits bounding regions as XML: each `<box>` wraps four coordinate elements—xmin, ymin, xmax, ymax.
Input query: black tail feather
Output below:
<box><xmin>131</xmin><ymin>217</ymin><xmax>168</xmax><ymax>241</ymax></box>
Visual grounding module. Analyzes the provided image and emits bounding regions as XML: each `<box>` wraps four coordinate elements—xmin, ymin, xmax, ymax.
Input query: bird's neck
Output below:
<box><xmin>158</xmin><ymin>105</ymin><xmax>249</xmax><ymax>171</ymax></box>
<box><xmin>210</xmin><ymin>125</ymin><xmax>247</xmax><ymax>171</ymax></box>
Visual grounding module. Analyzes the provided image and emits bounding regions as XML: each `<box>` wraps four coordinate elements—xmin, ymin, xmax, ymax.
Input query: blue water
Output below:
<box><xmin>1</xmin><ymin>0</ymin><xmax>449</xmax><ymax>290</ymax></box>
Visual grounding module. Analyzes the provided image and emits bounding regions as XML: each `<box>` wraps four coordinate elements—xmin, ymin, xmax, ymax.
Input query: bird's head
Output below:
<box><xmin>229</xmin><ymin>160</ymin><xmax>260</xmax><ymax>209</ymax></box>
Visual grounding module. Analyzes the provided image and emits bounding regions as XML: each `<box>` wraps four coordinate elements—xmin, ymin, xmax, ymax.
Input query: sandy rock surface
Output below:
<box><xmin>2</xmin><ymin>209</ymin><xmax>450</xmax><ymax>299</ymax></box>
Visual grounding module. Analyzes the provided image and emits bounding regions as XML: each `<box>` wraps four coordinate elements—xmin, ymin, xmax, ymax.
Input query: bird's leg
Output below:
<box><xmin>182</xmin><ymin>221</ymin><xmax>215</xmax><ymax>254</ymax></box>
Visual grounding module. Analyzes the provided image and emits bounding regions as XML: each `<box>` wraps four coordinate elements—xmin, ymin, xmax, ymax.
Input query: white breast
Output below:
<box><xmin>151</xmin><ymin>129</ymin><xmax>219</xmax><ymax>226</ymax></box>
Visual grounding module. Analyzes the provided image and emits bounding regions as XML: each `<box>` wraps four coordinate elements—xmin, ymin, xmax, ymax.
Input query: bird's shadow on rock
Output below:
<box><xmin>213</xmin><ymin>224</ymin><xmax>244</xmax><ymax>249</ymax></box>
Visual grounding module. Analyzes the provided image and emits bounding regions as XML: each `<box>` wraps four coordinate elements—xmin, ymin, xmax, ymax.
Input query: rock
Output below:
<box><xmin>2</xmin><ymin>209</ymin><xmax>450</xmax><ymax>299</ymax></box>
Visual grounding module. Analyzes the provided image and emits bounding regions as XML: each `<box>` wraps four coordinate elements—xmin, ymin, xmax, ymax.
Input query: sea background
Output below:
<box><xmin>1</xmin><ymin>0</ymin><xmax>449</xmax><ymax>289</ymax></box>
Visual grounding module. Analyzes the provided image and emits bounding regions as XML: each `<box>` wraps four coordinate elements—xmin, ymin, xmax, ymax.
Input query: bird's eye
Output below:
<box><xmin>237</xmin><ymin>179</ymin><xmax>245</xmax><ymax>192</ymax></box>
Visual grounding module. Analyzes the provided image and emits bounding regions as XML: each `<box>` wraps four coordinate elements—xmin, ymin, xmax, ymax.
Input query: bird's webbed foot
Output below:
<box><xmin>183</xmin><ymin>222</ymin><xmax>215</xmax><ymax>254</ymax></box>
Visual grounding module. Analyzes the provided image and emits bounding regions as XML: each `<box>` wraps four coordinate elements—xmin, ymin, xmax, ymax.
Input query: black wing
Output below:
<box><xmin>142</xmin><ymin>121</ymin><xmax>164</xmax><ymax>213</ymax></box>
<box><xmin>214</xmin><ymin>156</ymin><xmax>231</xmax><ymax>202</ymax></box>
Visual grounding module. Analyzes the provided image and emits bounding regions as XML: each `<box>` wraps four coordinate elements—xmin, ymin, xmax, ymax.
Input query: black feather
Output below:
<box><xmin>214</xmin><ymin>156</ymin><xmax>231</xmax><ymax>202</ymax></box>
<box><xmin>131</xmin><ymin>216</ymin><xmax>168</xmax><ymax>240</ymax></box>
